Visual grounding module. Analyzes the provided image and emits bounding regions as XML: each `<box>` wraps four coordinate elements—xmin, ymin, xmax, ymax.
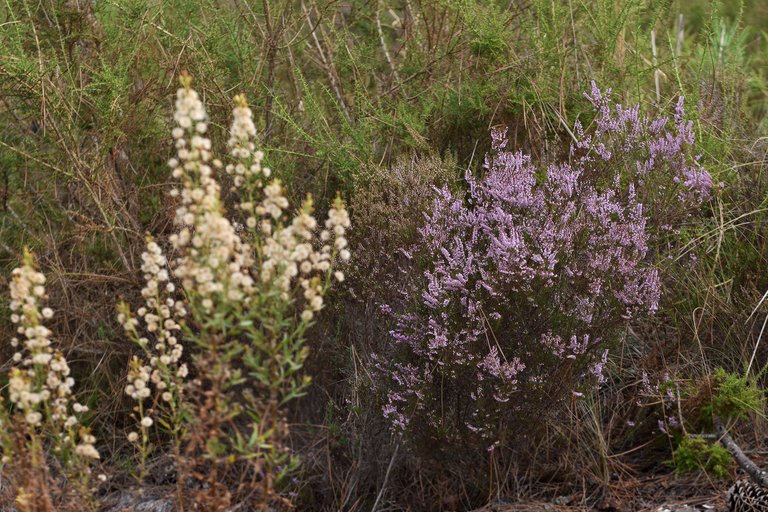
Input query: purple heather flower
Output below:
<box><xmin>375</xmin><ymin>84</ymin><xmax>711</xmax><ymax>443</ymax></box>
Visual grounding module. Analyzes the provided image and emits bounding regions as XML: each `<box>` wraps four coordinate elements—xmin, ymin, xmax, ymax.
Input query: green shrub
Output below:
<box><xmin>671</xmin><ymin>435</ymin><xmax>731</xmax><ymax>478</ymax></box>
<box><xmin>706</xmin><ymin>367</ymin><xmax>763</xmax><ymax>420</ymax></box>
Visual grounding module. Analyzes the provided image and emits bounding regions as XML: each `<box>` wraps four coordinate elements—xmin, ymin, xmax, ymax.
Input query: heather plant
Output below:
<box><xmin>377</xmin><ymin>84</ymin><xmax>712</xmax><ymax>450</ymax></box>
<box><xmin>348</xmin><ymin>155</ymin><xmax>458</xmax><ymax>304</ymax></box>
<box><xmin>117</xmin><ymin>77</ymin><xmax>350</xmax><ymax>509</ymax></box>
<box><xmin>0</xmin><ymin>251</ymin><xmax>100</xmax><ymax>510</ymax></box>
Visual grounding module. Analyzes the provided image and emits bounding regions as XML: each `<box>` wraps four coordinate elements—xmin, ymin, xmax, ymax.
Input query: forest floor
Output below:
<box><xmin>94</xmin><ymin>445</ymin><xmax>746</xmax><ymax>511</ymax></box>
<box><xmin>471</xmin><ymin>448</ymin><xmax>743</xmax><ymax>512</ymax></box>
<box><xmin>97</xmin><ymin>476</ymin><xmax>726</xmax><ymax>512</ymax></box>
<box><xmin>94</xmin><ymin>470</ymin><xmax>727</xmax><ymax>512</ymax></box>
<box><xmin>473</xmin><ymin>471</ymin><xmax>726</xmax><ymax>512</ymax></box>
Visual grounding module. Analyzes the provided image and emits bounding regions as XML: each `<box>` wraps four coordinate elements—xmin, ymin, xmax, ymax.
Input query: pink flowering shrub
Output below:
<box><xmin>377</xmin><ymin>83</ymin><xmax>712</xmax><ymax>447</ymax></box>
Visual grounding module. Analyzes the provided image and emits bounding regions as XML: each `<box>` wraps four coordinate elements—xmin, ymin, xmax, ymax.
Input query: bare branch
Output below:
<box><xmin>715</xmin><ymin>416</ymin><xmax>768</xmax><ymax>488</ymax></box>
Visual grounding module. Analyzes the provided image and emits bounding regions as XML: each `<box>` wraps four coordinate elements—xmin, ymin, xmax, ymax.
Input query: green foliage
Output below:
<box><xmin>460</xmin><ymin>0</ymin><xmax>509</xmax><ymax>60</ymax></box>
<box><xmin>707</xmin><ymin>368</ymin><xmax>764</xmax><ymax>420</ymax></box>
<box><xmin>0</xmin><ymin>0</ymin><xmax>766</xmax><ymax>508</ymax></box>
<box><xmin>671</xmin><ymin>435</ymin><xmax>731</xmax><ymax>478</ymax></box>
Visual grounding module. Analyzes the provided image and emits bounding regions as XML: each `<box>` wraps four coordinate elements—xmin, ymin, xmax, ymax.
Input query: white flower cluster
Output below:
<box><xmin>259</xmin><ymin>189</ymin><xmax>316</xmax><ymax>292</ymax></box>
<box><xmin>118</xmin><ymin>238</ymin><xmax>189</xmax><ymax>440</ymax></box>
<box><xmin>218</xmin><ymin>92</ymin><xmax>352</xmax><ymax>320</ymax></box>
<box><xmin>324</xmin><ymin>198</ymin><xmax>352</xmax><ymax>267</ymax></box>
<box><xmin>74</xmin><ymin>433</ymin><xmax>99</xmax><ymax>459</ymax></box>
<box><xmin>225</xmin><ymin>94</ymin><xmax>271</xmax><ymax>195</ymax></box>
<box><xmin>258</xmin><ymin>193</ymin><xmax>351</xmax><ymax>321</ymax></box>
<box><xmin>6</xmin><ymin>254</ymin><xmax>98</xmax><ymax>459</ymax></box>
<box><xmin>167</xmin><ymin>86</ymin><xmax>255</xmax><ymax>311</ymax></box>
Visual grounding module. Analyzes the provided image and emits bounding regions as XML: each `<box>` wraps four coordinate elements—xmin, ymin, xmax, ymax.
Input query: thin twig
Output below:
<box><xmin>371</xmin><ymin>442</ymin><xmax>400</xmax><ymax>512</ymax></box>
<box><xmin>301</xmin><ymin>0</ymin><xmax>352</xmax><ymax>123</ymax></box>
<box><xmin>376</xmin><ymin>0</ymin><xmax>400</xmax><ymax>86</ymax></box>
<box><xmin>747</xmin><ymin>313</ymin><xmax>768</xmax><ymax>376</ymax></box>
<box><xmin>675</xmin><ymin>14</ymin><xmax>684</xmax><ymax>57</ymax></box>
<box><xmin>718</xmin><ymin>25</ymin><xmax>726</xmax><ymax>69</ymax></box>
<box><xmin>651</xmin><ymin>29</ymin><xmax>660</xmax><ymax>103</ymax></box>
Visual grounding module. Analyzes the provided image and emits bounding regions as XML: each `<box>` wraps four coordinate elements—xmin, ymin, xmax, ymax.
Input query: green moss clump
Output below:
<box><xmin>708</xmin><ymin>367</ymin><xmax>763</xmax><ymax>420</ymax></box>
<box><xmin>671</xmin><ymin>435</ymin><xmax>731</xmax><ymax>478</ymax></box>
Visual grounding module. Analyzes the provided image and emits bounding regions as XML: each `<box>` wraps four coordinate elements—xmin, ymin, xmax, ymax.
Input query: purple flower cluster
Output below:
<box><xmin>576</xmin><ymin>83</ymin><xmax>712</xmax><ymax>207</ymax></box>
<box><xmin>376</xmin><ymin>84</ymin><xmax>711</xmax><ymax>444</ymax></box>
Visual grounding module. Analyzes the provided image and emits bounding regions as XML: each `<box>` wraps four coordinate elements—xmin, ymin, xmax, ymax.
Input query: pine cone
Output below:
<box><xmin>728</xmin><ymin>480</ymin><xmax>768</xmax><ymax>512</ymax></box>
